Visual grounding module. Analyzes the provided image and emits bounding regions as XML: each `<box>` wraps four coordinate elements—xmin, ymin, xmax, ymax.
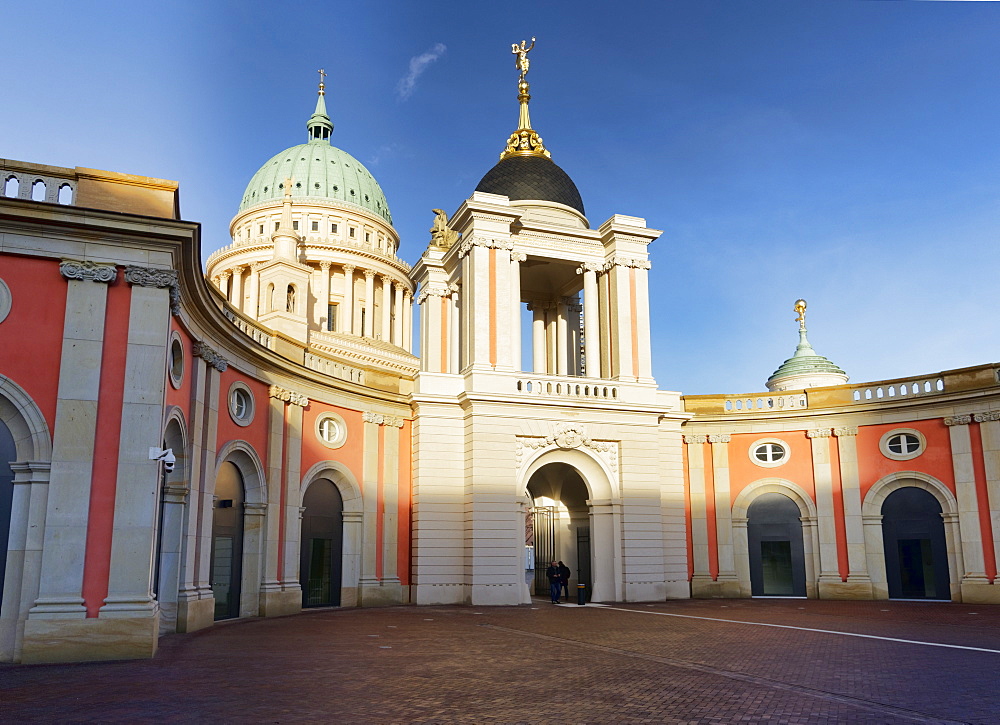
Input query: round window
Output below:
<box><xmin>228</xmin><ymin>382</ymin><xmax>255</xmax><ymax>427</ymax></box>
<box><xmin>880</xmin><ymin>429</ymin><xmax>925</xmax><ymax>461</ymax></box>
<box><xmin>168</xmin><ymin>333</ymin><xmax>184</xmax><ymax>389</ymax></box>
<box><xmin>749</xmin><ymin>438</ymin><xmax>790</xmax><ymax>468</ymax></box>
<box><xmin>314</xmin><ymin>412</ymin><xmax>347</xmax><ymax>449</ymax></box>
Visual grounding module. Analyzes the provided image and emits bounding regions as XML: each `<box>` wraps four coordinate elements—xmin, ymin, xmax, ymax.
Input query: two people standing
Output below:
<box><xmin>545</xmin><ymin>560</ymin><xmax>573</xmax><ymax>603</ymax></box>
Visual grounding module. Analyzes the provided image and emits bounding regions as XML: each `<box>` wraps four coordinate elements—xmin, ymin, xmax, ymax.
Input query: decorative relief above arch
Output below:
<box><xmin>515</xmin><ymin>423</ymin><xmax>618</xmax><ymax>474</ymax></box>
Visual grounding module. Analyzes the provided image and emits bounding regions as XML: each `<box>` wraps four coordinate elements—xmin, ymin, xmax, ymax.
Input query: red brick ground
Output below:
<box><xmin>2</xmin><ymin>598</ymin><xmax>999</xmax><ymax>723</ymax></box>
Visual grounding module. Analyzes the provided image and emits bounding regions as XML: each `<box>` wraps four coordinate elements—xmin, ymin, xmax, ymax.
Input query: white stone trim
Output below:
<box><xmin>314</xmin><ymin>412</ymin><xmax>348</xmax><ymax>450</ymax></box>
<box><xmin>227</xmin><ymin>381</ymin><xmax>255</xmax><ymax>427</ymax></box>
<box><xmin>168</xmin><ymin>331</ymin><xmax>184</xmax><ymax>390</ymax></box>
<box><xmin>0</xmin><ymin>278</ymin><xmax>10</xmax><ymax>324</ymax></box>
<box><xmin>747</xmin><ymin>437</ymin><xmax>791</xmax><ymax>468</ymax></box>
<box><xmin>878</xmin><ymin>428</ymin><xmax>926</xmax><ymax>461</ymax></box>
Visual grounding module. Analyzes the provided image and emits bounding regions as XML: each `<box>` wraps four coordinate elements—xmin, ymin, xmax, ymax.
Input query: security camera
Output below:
<box><xmin>149</xmin><ymin>447</ymin><xmax>177</xmax><ymax>473</ymax></box>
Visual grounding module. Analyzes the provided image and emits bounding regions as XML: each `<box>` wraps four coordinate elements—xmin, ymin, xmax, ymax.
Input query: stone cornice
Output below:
<box><xmin>603</xmin><ymin>255</ymin><xmax>651</xmax><ymax>272</ymax></box>
<box><xmin>60</xmin><ymin>259</ymin><xmax>116</xmax><ymax>283</ymax></box>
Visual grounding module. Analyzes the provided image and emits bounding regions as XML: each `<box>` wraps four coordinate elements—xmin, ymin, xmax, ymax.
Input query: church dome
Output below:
<box><xmin>237</xmin><ymin>84</ymin><xmax>392</xmax><ymax>224</ymax></box>
<box><xmin>238</xmin><ymin>143</ymin><xmax>392</xmax><ymax>223</ymax></box>
<box><xmin>475</xmin><ymin>155</ymin><xmax>585</xmax><ymax>216</ymax></box>
<box><xmin>766</xmin><ymin>300</ymin><xmax>849</xmax><ymax>392</ymax></box>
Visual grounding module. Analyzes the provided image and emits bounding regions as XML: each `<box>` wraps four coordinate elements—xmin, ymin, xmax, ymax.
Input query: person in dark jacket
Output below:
<box><xmin>546</xmin><ymin>561</ymin><xmax>561</xmax><ymax>603</ymax></box>
<box><xmin>557</xmin><ymin>561</ymin><xmax>571</xmax><ymax>601</ymax></box>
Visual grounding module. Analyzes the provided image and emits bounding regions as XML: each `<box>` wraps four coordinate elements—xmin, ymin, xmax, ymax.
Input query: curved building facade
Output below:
<box><xmin>0</xmin><ymin>64</ymin><xmax>998</xmax><ymax>665</ymax></box>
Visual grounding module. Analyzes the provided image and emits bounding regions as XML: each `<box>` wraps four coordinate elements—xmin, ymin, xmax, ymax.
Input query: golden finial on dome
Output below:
<box><xmin>794</xmin><ymin>299</ymin><xmax>807</xmax><ymax>328</ymax></box>
<box><xmin>500</xmin><ymin>37</ymin><xmax>551</xmax><ymax>161</ymax></box>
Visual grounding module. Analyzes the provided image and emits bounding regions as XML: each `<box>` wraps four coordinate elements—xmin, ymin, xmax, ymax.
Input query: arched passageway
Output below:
<box><xmin>211</xmin><ymin>461</ymin><xmax>246</xmax><ymax>619</ymax></box>
<box><xmin>300</xmin><ymin>478</ymin><xmax>344</xmax><ymax>607</ymax></box>
<box><xmin>747</xmin><ymin>492</ymin><xmax>807</xmax><ymax>597</ymax></box>
<box><xmin>526</xmin><ymin>463</ymin><xmax>591</xmax><ymax>601</ymax></box>
<box><xmin>881</xmin><ymin>487</ymin><xmax>949</xmax><ymax>600</ymax></box>
<box><xmin>0</xmin><ymin>419</ymin><xmax>15</xmax><ymax>614</ymax></box>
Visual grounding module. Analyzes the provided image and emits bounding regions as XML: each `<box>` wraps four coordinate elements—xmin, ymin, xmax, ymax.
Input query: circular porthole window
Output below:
<box><xmin>0</xmin><ymin>278</ymin><xmax>11</xmax><ymax>324</ymax></box>
<box><xmin>880</xmin><ymin>429</ymin><xmax>925</xmax><ymax>461</ymax></box>
<box><xmin>168</xmin><ymin>333</ymin><xmax>184</xmax><ymax>389</ymax></box>
<box><xmin>228</xmin><ymin>382</ymin><xmax>255</xmax><ymax>427</ymax></box>
<box><xmin>749</xmin><ymin>438</ymin><xmax>789</xmax><ymax>468</ymax></box>
<box><xmin>314</xmin><ymin>412</ymin><xmax>347</xmax><ymax>449</ymax></box>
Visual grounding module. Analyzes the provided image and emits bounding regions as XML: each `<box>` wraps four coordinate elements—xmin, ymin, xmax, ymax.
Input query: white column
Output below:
<box><xmin>685</xmin><ymin>436</ymin><xmax>712</xmax><ymax>590</ymax></box>
<box><xmin>510</xmin><ymin>252</ymin><xmax>524</xmax><ymax>372</ymax></box>
<box><xmin>100</xmin><ymin>280</ymin><xmax>173</xmax><ymax>622</ymax></box>
<box><xmin>709</xmin><ymin>434</ymin><xmax>738</xmax><ymax>583</ymax></box>
<box><xmin>634</xmin><ymin>263</ymin><xmax>653</xmax><ymax>380</ymax></box>
<box><xmin>834</xmin><ymin>427</ymin><xmax>871</xmax><ymax>585</ymax></box>
<box><xmin>531</xmin><ymin>302</ymin><xmax>545</xmax><ymax>374</ymax></box>
<box><xmin>556</xmin><ymin>299</ymin><xmax>568</xmax><ymax>376</ymax></box>
<box><xmin>231</xmin><ymin>267</ymin><xmax>245</xmax><ymax>313</ymax></box>
<box><xmin>568</xmin><ymin>302</ymin><xmax>582</xmax><ymax>376</ymax></box>
<box><xmin>403</xmin><ymin>290</ymin><xmax>413</xmax><ymax>352</ymax></box>
<box><xmin>319</xmin><ymin>262</ymin><xmax>332</xmax><ymax>331</ymax></box>
<box><xmin>393</xmin><ymin>282</ymin><xmax>404</xmax><ymax>345</ymax></box>
<box><xmin>363</xmin><ymin>270</ymin><xmax>375</xmax><ymax>337</ymax></box>
<box><xmin>449</xmin><ymin>290</ymin><xmax>461</xmax><ymax>375</ymax></box>
<box><xmin>809</xmin><ymin>428</ymin><xmax>842</xmax><ymax>589</ymax></box>
<box><xmin>379</xmin><ymin>275</ymin><xmax>392</xmax><ymax>342</ymax></box>
<box><xmin>341</xmin><ymin>265</ymin><xmax>355</xmax><ymax>334</ymax></box>
<box><xmin>975</xmin><ymin>414</ymin><xmax>1000</xmax><ymax>575</ymax></box>
<box><xmin>219</xmin><ymin>271</ymin><xmax>231</xmax><ymax>300</ymax></box>
<box><xmin>29</xmin><ymin>264</ymin><xmax>115</xmax><ymax>619</ymax></box>
<box><xmin>248</xmin><ymin>263</ymin><xmax>262</xmax><ymax>318</ymax></box>
<box><xmin>947</xmin><ymin>418</ymin><xmax>989</xmax><ymax>584</ymax></box>
<box><xmin>581</xmin><ymin>265</ymin><xmax>600</xmax><ymax>378</ymax></box>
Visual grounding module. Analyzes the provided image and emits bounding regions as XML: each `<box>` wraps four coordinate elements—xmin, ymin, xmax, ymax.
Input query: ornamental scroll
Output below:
<box><xmin>269</xmin><ymin>385</ymin><xmax>308</xmax><ymax>407</ymax></box>
<box><xmin>515</xmin><ymin>423</ymin><xmax>618</xmax><ymax>474</ymax></box>
<box><xmin>363</xmin><ymin>411</ymin><xmax>405</xmax><ymax>428</ymax></box>
<box><xmin>124</xmin><ymin>265</ymin><xmax>182</xmax><ymax>316</ymax></box>
<box><xmin>60</xmin><ymin>260</ymin><xmax>116</xmax><ymax>283</ymax></box>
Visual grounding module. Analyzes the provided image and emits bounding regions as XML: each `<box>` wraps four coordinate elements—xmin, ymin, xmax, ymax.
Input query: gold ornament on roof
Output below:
<box><xmin>794</xmin><ymin>299</ymin><xmax>807</xmax><ymax>328</ymax></box>
<box><xmin>500</xmin><ymin>37</ymin><xmax>551</xmax><ymax>161</ymax></box>
<box><xmin>318</xmin><ymin>68</ymin><xmax>326</xmax><ymax>95</ymax></box>
<box><xmin>429</xmin><ymin>208</ymin><xmax>459</xmax><ymax>249</ymax></box>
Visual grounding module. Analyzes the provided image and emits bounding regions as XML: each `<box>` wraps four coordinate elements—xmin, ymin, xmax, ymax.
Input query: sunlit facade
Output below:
<box><xmin>1</xmin><ymin>73</ymin><xmax>998</xmax><ymax>664</ymax></box>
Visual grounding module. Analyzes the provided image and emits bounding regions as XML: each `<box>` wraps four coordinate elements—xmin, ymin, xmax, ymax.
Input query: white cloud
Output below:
<box><xmin>396</xmin><ymin>43</ymin><xmax>446</xmax><ymax>100</ymax></box>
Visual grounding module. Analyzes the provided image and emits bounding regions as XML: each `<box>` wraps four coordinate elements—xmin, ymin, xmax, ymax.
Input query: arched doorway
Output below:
<box><xmin>747</xmin><ymin>492</ymin><xmax>807</xmax><ymax>597</ymax></box>
<box><xmin>882</xmin><ymin>487</ymin><xmax>949</xmax><ymax>600</ymax></box>
<box><xmin>211</xmin><ymin>461</ymin><xmax>245</xmax><ymax>619</ymax></box>
<box><xmin>526</xmin><ymin>463</ymin><xmax>591</xmax><ymax>601</ymax></box>
<box><xmin>0</xmin><ymin>419</ymin><xmax>15</xmax><ymax>614</ymax></box>
<box><xmin>300</xmin><ymin>478</ymin><xmax>344</xmax><ymax>607</ymax></box>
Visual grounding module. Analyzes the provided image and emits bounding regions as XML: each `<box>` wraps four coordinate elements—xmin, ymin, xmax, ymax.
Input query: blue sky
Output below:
<box><xmin>4</xmin><ymin>1</ymin><xmax>1000</xmax><ymax>394</ymax></box>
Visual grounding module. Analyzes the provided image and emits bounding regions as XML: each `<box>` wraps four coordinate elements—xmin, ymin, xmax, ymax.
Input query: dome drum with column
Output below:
<box><xmin>205</xmin><ymin>81</ymin><xmax>416</xmax><ymax>355</ymax></box>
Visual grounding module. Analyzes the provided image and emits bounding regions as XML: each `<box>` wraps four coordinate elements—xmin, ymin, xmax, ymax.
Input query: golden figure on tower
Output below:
<box><xmin>500</xmin><ymin>37</ymin><xmax>551</xmax><ymax>162</ymax></box>
<box><xmin>512</xmin><ymin>37</ymin><xmax>535</xmax><ymax>83</ymax></box>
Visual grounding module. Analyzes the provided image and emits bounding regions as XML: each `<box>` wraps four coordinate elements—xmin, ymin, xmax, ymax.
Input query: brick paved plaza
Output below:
<box><xmin>2</xmin><ymin>599</ymin><xmax>999</xmax><ymax>723</ymax></box>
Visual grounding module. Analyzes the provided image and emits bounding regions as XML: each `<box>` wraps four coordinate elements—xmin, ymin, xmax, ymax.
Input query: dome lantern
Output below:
<box><xmin>766</xmin><ymin>299</ymin><xmax>849</xmax><ymax>392</ymax></box>
<box><xmin>307</xmin><ymin>69</ymin><xmax>334</xmax><ymax>144</ymax></box>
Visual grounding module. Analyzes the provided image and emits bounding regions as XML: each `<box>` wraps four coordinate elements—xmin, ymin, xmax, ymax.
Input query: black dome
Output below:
<box><xmin>475</xmin><ymin>155</ymin><xmax>585</xmax><ymax>216</ymax></box>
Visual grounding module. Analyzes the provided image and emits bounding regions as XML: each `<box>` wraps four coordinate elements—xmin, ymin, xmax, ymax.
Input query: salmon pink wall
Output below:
<box><xmin>215</xmin><ymin>368</ymin><xmax>269</xmax><ymax>469</ymax></box>
<box><xmin>0</xmin><ymin>255</ymin><xmax>67</xmax><ymax>430</ymax></box>
<box><xmin>164</xmin><ymin>320</ymin><xmax>192</xmax><ymax>413</ymax></box>
<box><xmin>857</xmin><ymin>420</ymin><xmax>955</xmax><ymax>500</ymax></box>
<box><xmin>299</xmin><ymin>402</ymin><xmax>364</xmax><ymax>488</ymax></box>
<box><xmin>729</xmin><ymin>430</ymin><xmax>816</xmax><ymax>505</ymax></box>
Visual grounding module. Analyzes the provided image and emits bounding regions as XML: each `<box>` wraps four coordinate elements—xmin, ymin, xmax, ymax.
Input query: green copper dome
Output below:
<box><xmin>238</xmin><ymin>87</ymin><xmax>392</xmax><ymax>224</ymax></box>
<box><xmin>767</xmin><ymin>328</ymin><xmax>847</xmax><ymax>383</ymax></box>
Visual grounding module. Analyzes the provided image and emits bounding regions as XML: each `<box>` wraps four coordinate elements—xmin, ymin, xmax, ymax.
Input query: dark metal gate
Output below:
<box><xmin>531</xmin><ymin>506</ymin><xmax>557</xmax><ymax>596</ymax></box>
